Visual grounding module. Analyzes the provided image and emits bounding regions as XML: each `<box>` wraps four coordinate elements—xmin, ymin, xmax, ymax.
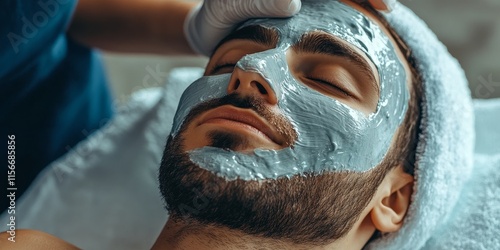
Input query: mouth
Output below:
<box><xmin>197</xmin><ymin>105</ymin><xmax>284</xmax><ymax>146</ymax></box>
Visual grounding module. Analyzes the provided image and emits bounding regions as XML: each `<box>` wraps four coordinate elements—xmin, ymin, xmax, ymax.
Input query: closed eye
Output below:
<box><xmin>306</xmin><ymin>77</ymin><xmax>352</xmax><ymax>97</ymax></box>
<box><xmin>209</xmin><ymin>63</ymin><xmax>237</xmax><ymax>75</ymax></box>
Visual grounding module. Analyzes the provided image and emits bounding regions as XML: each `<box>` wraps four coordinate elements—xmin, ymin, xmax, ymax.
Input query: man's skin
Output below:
<box><xmin>153</xmin><ymin>1</ymin><xmax>414</xmax><ymax>249</ymax></box>
<box><xmin>0</xmin><ymin>0</ymin><xmax>399</xmax><ymax>249</ymax></box>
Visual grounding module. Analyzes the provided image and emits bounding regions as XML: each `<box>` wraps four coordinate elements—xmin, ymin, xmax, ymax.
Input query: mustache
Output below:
<box><xmin>180</xmin><ymin>93</ymin><xmax>298</xmax><ymax>147</ymax></box>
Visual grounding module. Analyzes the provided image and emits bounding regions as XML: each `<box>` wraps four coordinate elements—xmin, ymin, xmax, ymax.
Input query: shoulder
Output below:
<box><xmin>0</xmin><ymin>229</ymin><xmax>79</xmax><ymax>250</ymax></box>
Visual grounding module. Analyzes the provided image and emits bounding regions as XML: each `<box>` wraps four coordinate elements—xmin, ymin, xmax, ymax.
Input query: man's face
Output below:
<box><xmin>159</xmin><ymin>0</ymin><xmax>410</xmax><ymax>244</ymax></box>
<box><xmin>168</xmin><ymin>0</ymin><xmax>409</xmax><ymax>181</ymax></box>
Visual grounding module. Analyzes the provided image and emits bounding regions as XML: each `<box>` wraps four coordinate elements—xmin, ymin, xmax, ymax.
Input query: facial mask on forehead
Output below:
<box><xmin>170</xmin><ymin>0</ymin><xmax>409</xmax><ymax>180</ymax></box>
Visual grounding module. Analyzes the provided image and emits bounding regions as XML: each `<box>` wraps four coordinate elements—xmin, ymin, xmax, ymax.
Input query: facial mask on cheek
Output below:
<box><xmin>170</xmin><ymin>0</ymin><xmax>409</xmax><ymax>180</ymax></box>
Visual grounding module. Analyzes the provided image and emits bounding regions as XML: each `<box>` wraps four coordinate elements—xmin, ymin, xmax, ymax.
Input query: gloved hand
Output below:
<box><xmin>184</xmin><ymin>0</ymin><xmax>301</xmax><ymax>56</ymax></box>
<box><xmin>185</xmin><ymin>0</ymin><xmax>397</xmax><ymax>56</ymax></box>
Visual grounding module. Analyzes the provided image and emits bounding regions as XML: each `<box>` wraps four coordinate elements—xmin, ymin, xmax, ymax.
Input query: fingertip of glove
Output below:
<box><xmin>275</xmin><ymin>0</ymin><xmax>301</xmax><ymax>15</ymax></box>
<box><xmin>288</xmin><ymin>0</ymin><xmax>301</xmax><ymax>14</ymax></box>
<box><xmin>184</xmin><ymin>3</ymin><xmax>209</xmax><ymax>55</ymax></box>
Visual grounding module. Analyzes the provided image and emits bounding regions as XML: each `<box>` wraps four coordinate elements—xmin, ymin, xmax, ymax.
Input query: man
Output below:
<box><xmin>153</xmin><ymin>0</ymin><xmax>422</xmax><ymax>249</ymax></box>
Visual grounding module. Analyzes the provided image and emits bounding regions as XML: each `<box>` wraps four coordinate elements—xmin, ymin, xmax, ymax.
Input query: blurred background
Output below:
<box><xmin>103</xmin><ymin>0</ymin><xmax>500</xmax><ymax>104</ymax></box>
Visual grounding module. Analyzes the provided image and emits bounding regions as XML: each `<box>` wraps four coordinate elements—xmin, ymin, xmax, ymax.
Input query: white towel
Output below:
<box><xmin>420</xmin><ymin>99</ymin><xmax>500</xmax><ymax>250</ymax></box>
<box><xmin>366</xmin><ymin>3</ymin><xmax>498</xmax><ymax>250</ymax></box>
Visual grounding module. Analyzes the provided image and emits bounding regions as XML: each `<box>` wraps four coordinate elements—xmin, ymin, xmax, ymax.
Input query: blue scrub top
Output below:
<box><xmin>1</xmin><ymin>0</ymin><xmax>114</xmax><ymax>211</ymax></box>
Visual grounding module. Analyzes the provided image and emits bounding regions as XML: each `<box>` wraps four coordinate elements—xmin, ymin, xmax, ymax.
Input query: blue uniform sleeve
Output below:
<box><xmin>0</xmin><ymin>0</ymin><xmax>78</xmax><ymax>79</ymax></box>
<box><xmin>0</xmin><ymin>0</ymin><xmax>114</xmax><ymax>212</ymax></box>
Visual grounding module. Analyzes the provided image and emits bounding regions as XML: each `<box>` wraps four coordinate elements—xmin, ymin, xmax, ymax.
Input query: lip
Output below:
<box><xmin>197</xmin><ymin>105</ymin><xmax>284</xmax><ymax>146</ymax></box>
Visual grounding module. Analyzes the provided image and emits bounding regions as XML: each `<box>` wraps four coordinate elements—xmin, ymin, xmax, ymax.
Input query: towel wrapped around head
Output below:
<box><xmin>365</xmin><ymin>3</ymin><xmax>476</xmax><ymax>249</ymax></box>
<box><xmin>368</xmin><ymin>3</ymin><xmax>500</xmax><ymax>250</ymax></box>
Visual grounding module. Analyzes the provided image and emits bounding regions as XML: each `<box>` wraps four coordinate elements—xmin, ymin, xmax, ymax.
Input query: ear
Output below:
<box><xmin>370</xmin><ymin>166</ymin><xmax>414</xmax><ymax>233</ymax></box>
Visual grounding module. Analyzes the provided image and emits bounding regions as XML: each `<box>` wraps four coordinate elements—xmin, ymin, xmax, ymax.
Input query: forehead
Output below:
<box><xmin>238</xmin><ymin>0</ymin><xmax>392</xmax><ymax>68</ymax></box>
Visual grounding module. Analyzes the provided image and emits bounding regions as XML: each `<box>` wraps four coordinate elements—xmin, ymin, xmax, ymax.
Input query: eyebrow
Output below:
<box><xmin>212</xmin><ymin>25</ymin><xmax>279</xmax><ymax>55</ymax></box>
<box><xmin>293</xmin><ymin>32</ymin><xmax>379</xmax><ymax>94</ymax></box>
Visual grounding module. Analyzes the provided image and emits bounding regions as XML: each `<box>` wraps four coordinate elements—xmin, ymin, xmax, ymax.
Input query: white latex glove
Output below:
<box><xmin>185</xmin><ymin>0</ymin><xmax>397</xmax><ymax>56</ymax></box>
<box><xmin>184</xmin><ymin>0</ymin><xmax>301</xmax><ymax>56</ymax></box>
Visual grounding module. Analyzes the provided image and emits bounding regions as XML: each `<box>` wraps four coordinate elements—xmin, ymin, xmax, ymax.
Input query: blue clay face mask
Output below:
<box><xmin>169</xmin><ymin>0</ymin><xmax>409</xmax><ymax>180</ymax></box>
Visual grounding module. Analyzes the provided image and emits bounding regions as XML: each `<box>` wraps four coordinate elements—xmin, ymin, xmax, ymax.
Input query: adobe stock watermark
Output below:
<box><xmin>474</xmin><ymin>73</ymin><xmax>500</xmax><ymax>98</ymax></box>
<box><xmin>6</xmin><ymin>135</ymin><xmax>17</xmax><ymax>242</ymax></box>
<box><xmin>7</xmin><ymin>0</ymin><xmax>71</xmax><ymax>54</ymax></box>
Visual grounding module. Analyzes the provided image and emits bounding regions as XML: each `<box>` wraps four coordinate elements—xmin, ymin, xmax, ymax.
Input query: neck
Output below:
<box><xmin>151</xmin><ymin>216</ymin><xmax>375</xmax><ymax>250</ymax></box>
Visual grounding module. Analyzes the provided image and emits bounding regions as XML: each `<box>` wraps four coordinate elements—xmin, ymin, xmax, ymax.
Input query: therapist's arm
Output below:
<box><xmin>68</xmin><ymin>0</ymin><xmax>197</xmax><ymax>55</ymax></box>
<box><xmin>68</xmin><ymin>0</ymin><xmax>395</xmax><ymax>56</ymax></box>
<box><xmin>68</xmin><ymin>0</ymin><xmax>306</xmax><ymax>56</ymax></box>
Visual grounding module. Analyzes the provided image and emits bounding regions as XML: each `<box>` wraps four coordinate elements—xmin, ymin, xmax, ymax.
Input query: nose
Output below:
<box><xmin>227</xmin><ymin>67</ymin><xmax>278</xmax><ymax>105</ymax></box>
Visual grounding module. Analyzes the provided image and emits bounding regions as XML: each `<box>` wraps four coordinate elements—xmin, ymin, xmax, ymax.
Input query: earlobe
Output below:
<box><xmin>370</xmin><ymin>168</ymin><xmax>413</xmax><ymax>233</ymax></box>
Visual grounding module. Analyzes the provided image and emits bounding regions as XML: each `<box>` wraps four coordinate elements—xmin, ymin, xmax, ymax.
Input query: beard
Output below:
<box><xmin>159</xmin><ymin>94</ymin><xmax>389</xmax><ymax>245</ymax></box>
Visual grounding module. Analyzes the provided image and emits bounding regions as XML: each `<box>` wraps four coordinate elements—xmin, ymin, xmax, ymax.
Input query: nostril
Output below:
<box><xmin>255</xmin><ymin>82</ymin><xmax>268</xmax><ymax>95</ymax></box>
<box><xmin>233</xmin><ymin>80</ymin><xmax>240</xmax><ymax>91</ymax></box>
